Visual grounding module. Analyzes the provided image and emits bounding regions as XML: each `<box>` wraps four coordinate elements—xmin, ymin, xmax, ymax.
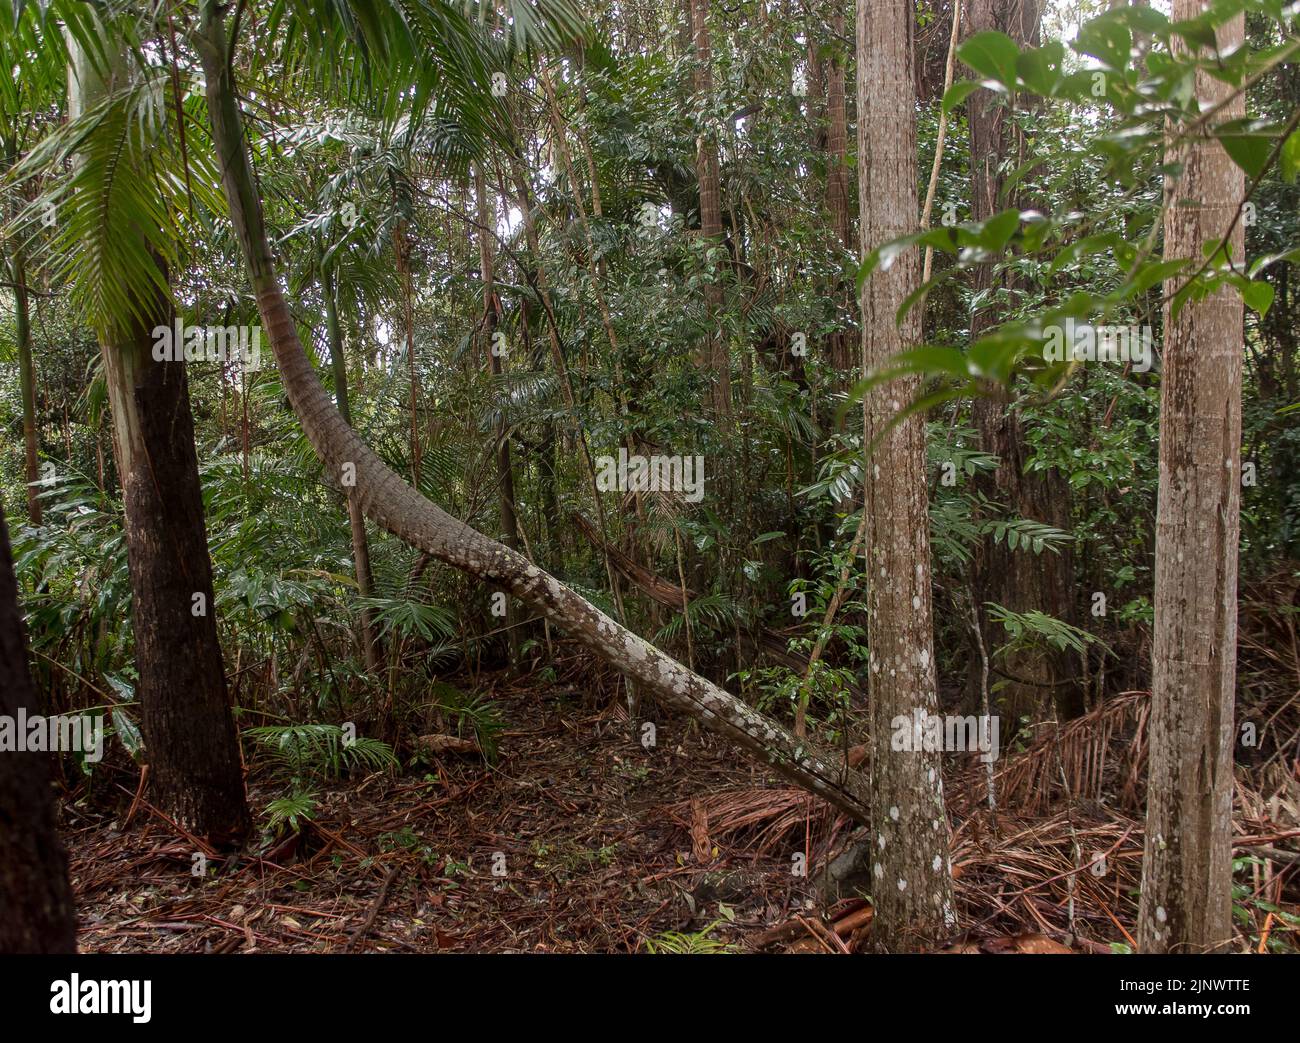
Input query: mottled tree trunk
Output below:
<box><xmin>0</xmin><ymin>507</ymin><xmax>77</xmax><ymax>953</ymax></box>
<box><xmin>197</xmin><ymin>3</ymin><xmax>872</xmax><ymax>827</ymax></box>
<box><xmin>1137</xmin><ymin>4</ymin><xmax>1243</xmax><ymax>955</ymax></box>
<box><xmin>856</xmin><ymin>0</ymin><xmax>953</xmax><ymax>950</ymax></box>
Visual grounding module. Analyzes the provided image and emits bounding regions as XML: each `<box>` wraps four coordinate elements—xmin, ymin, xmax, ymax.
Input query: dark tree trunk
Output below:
<box><xmin>690</xmin><ymin>0</ymin><xmax>731</xmax><ymax>415</ymax></box>
<box><xmin>68</xmin><ymin>21</ymin><xmax>249</xmax><ymax>846</ymax></box>
<box><xmin>0</xmin><ymin>506</ymin><xmax>78</xmax><ymax>953</ymax></box>
<box><xmin>965</xmin><ymin>0</ymin><xmax>1080</xmax><ymax>725</ymax></box>
<box><xmin>477</xmin><ymin>164</ymin><xmax>521</xmax><ymax>665</ymax></box>
<box><xmin>101</xmin><ymin>318</ymin><xmax>250</xmax><ymax>844</ymax></box>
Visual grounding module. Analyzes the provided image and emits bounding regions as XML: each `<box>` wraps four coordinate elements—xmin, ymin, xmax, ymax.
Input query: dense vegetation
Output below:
<box><xmin>0</xmin><ymin>0</ymin><xmax>1297</xmax><ymax>956</ymax></box>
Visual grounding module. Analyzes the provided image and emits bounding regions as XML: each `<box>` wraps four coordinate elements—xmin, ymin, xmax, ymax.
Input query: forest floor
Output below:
<box><xmin>61</xmin><ymin>646</ymin><xmax>1299</xmax><ymax>954</ymax></box>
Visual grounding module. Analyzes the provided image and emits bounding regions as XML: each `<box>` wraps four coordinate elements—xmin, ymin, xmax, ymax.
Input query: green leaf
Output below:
<box><xmin>890</xmin><ymin>345</ymin><xmax>971</xmax><ymax>379</ymax></box>
<box><xmin>111</xmin><ymin>708</ymin><xmax>143</xmax><ymax>758</ymax></box>
<box><xmin>858</xmin><ymin>227</ymin><xmax>958</xmax><ymax>285</ymax></box>
<box><xmin>1122</xmin><ymin>258</ymin><xmax>1189</xmax><ymax>299</ymax></box>
<box><xmin>941</xmin><ymin>80</ymin><xmax>981</xmax><ymax>114</ymax></box>
<box><xmin>1047</xmin><ymin>232</ymin><xmax>1123</xmax><ymax>276</ymax></box>
<box><xmin>1249</xmin><ymin>247</ymin><xmax>1300</xmax><ymax>277</ymax></box>
<box><xmin>1169</xmin><ymin>12</ymin><xmax>1220</xmax><ymax>51</ymax></box>
<box><xmin>1116</xmin><ymin>6</ymin><xmax>1170</xmax><ymax>36</ymax></box>
<box><xmin>1214</xmin><ymin>118</ymin><xmax>1283</xmax><ymax>179</ymax></box>
<box><xmin>1281</xmin><ymin>128</ymin><xmax>1300</xmax><ymax>183</ymax></box>
<box><xmin>967</xmin><ymin>334</ymin><xmax>1032</xmax><ymax>384</ymax></box>
<box><xmin>978</xmin><ymin>208</ymin><xmax>1021</xmax><ymax>252</ymax></box>
<box><xmin>1073</xmin><ymin>16</ymin><xmax>1132</xmax><ymax>71</ymax></box>
<box><xmin>1015</xmin><ymin>41</ymin><xmax>1065</xmax><ymax>96</ymax></box>
<box><xmin>1241</xmin><ymin>280</ymin><xmax>1274</xmax><ymax>316</ymax></box>
<box><xmin>958</xmin><ymin>31</ymin><xmax>1020</xmax><ymax>87</ymax></box>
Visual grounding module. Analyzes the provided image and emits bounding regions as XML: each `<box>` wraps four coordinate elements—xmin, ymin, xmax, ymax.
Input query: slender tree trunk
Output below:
<box><xmin>0</xmin><ymin>506</ymin><xmax>77</xmax><ymax>953</ymax></box>
<box><xmin>11</xmin><ymin>250</ymin><xmax>42</xmax><ymax>524</ymax></box>
<box><xmin>502</xmin><ymin>105</ymin><xmax>631</xmax><ymax>635</ymax></box>
<box><xmin>538</xmin><ymin>407</ymin><xmax>560</xmax><ymax>545</ymax></box>
<box><xmin>854</xmin><ymin>0</ymin><xmax>953</xmax><ymax>950</ymax></box>
<box><xmin>690</xmin><ymin>0</ymin><xmax>731</xmax><ymax>415</ymax></box>
<box><xmin>476</xmin><ymin>165</ymin><xmax>520</xmax><ymax>666</ymax></box>
<box><xmin>394</xmin><ymin>222</ymin><xmax>422</xmax><ymax>487</ymax></box>
<box><xmin>965</xmin><ymin>0</ymin><xmax>1079</xmax><ymax>725</ymax></box>
<box><xmin>539</xmin><ymin>65</ymin><xmax>657</xmax><ymax>635</ymax></box>
<box><xmin>322</xmin><ymin>263</ymin><xmax>380</xmax><ymax>673</ymax></box>
<box><xmin>196</xmin><ymin>3</ymin><xmax>872</xmax><ymax>827</ymax></box>
<box><xmin>70</xmin><ymin>36</ymin><xmax>249</xmax><ymax>843</ymax></box>
<box><xmin>1137</xmin><ymin>4</ymin><xmax>1244</xmax><ymax>954</ymax></box>
<box><xmin>825</xmin><ymin>6</ymin><xmax>854</xmax><ymax>382</ymax></box>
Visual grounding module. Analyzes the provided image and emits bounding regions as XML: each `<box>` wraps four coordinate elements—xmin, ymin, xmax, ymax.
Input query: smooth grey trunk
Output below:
<box><xmin>1137</xmin><ymin>5</ymin><xmax>1244</xmax><ymax>955</ymax></box>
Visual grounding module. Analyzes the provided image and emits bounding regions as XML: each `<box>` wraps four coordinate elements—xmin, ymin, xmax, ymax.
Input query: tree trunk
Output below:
<box><xmin>11</xmin><ymin>249</ymin><xmax>43</xmax><ymax>524</ymax></box>
<box><xmin>69</xmin><ymin>36</ymin><xmax>249</xmax><ymax>844</ymax></box>
<box><xmin>476</xmin><ymin>164</ymin><xmax>521</xmax><ymax>666</ymax></box>
<box><xmin>690</xmin><ymin>0</ymin><xmax>731</xmax><ymax>415</ymax></box>
<box><xmin>501</xmin><ymin>102</ymin><xmax>632</xmax><ymax>638</ymax></box>
<box><xmin>196</xmin><ymin>4</ymin><xmax>872</xmax><ymax>827</ymax></box>
<box><xmin>98</xmin><ymin>320</ymin><xmax>250</xmax><ymax>843</ymax></box>
<box><xmin>854</xmin><ymin>0</ymin><xmax>954</xmax><ymax>950</ymax></box>
<box><xmin>825</xmin><ymin>6</ymin><xmax>854</xmax><ymax>382</ymax></box>
<box><xmin>965</xmin><ymin>0</ymin><xmax>1079</xmax><ymax>725</ymax></box>
<box><xmin>322</xmin><ymin>263</ymin><xmax>380</xmax><ymax>674</ymax></box>
<box><xmin>0</xmin><ymin>506</ymin><xmax>78</xmax><ymax>953</ymax></box>
<box><xmin>1137</xmin><ymin>4</ymin><xmax>1244</xmax><ymax>955</ymax></box>
<box><xmin>825</xmin><ymin>7</ymin><xmax>850</xmax><ymax>250</ymax></box>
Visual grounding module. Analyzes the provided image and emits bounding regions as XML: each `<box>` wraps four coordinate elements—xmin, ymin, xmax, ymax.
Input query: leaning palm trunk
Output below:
<box><xmin>194</xmin><ymin>6</ymin><xmax>871</xmax><ymax>826</ymax></box>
